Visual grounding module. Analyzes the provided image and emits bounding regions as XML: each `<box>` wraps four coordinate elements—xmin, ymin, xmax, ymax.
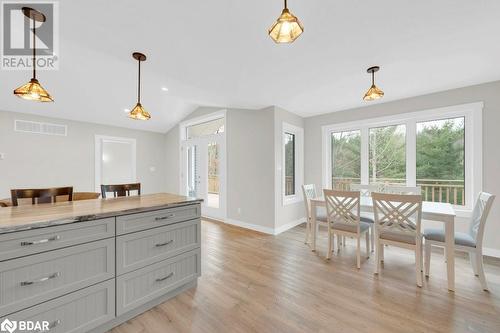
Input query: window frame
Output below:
<box><xmin>321</xmin><ymin>102</ymin><xmax>483</xmax><ymax>215</ymax></box>
<box><xmin>282</xmin><ymin>122</ymin><xmax>304</xmax><ymax>206</ymax></box>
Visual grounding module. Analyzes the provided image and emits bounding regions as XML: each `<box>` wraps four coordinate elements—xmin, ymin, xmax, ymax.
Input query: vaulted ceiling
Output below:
<box><xmin>2</xmin><ymin>0</ymin><xmax>499</xmax><ymax>132</ymax></box>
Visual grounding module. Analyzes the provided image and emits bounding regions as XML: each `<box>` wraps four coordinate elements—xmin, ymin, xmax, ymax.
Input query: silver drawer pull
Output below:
<box><xmin>155</xmin><ymin>213</ymin><xmax>175</xmax><ymax>221</ymax></box>
<box><xmin>35</xmin><ymin>319</ymin><xmax>61</xmax><ymax>333</ymax></box>
<box><xmin>20</xmin><ymin>272</ymin><xmax>60</xmax><ymax>286</ymax></box>
<box><xmin>21</xmin><ymin>235</ymin><xmax>61</xmax><ymax>246</ymax></box>
<box><xmin>155</xmin><ymin>272</ymin><xmax>174</xmax><ymax>282</ymax></box>
<box><xmin>155</xmin><ymin>240</ymin><xmax>174</xmax><ymax>247</ymax></box>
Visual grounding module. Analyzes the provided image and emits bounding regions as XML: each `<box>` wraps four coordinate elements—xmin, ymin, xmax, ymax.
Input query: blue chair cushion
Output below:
<box><xmin>424</xmin><ymin>228</ymin><xmax>476</xmax><ymax>248</ymax></box>
<box><xmin>332</xmin><ymin>221</ymin><xmax>371</xmax><ymax>233</ymax></box>
<box><xmin>360</xmin><ymin>213</ymin><xmax>374</xmax><ymax>224</ymax></box>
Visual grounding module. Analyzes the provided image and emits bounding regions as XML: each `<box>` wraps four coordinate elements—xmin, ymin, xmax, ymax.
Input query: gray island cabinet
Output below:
<box><xmin>0</xmin><ymin>193</ymin><xmax>202</xmax><ymax>333</ymax></box>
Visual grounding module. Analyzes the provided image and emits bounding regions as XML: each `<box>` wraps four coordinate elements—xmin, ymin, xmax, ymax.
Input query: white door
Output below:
<box><xmin>95</xmin><ymin>136</ymin><xmax>136</xmax><ymax>191</ymax></box>
<box><xmin>181</xmin><ymin>135</ymin><xmax>225</xmax><ymax>219</ymax></box>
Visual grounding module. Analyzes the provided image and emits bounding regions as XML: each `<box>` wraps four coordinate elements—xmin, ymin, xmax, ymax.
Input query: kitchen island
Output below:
<box><xmin>0</xmin><ymin>193</ymin><xmax>202</xmax><ymax>333</ymax></box>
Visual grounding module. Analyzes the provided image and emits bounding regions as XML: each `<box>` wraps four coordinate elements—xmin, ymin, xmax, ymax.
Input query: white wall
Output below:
<box><xmin>304</xmin><ymin>80</ymin><xmax>500</xmax><ymax>256</ymax></box>
<box><xmin>0</xmin><ymin>110</ymin><xmax>167</xmax><ymax>198</ymax></box>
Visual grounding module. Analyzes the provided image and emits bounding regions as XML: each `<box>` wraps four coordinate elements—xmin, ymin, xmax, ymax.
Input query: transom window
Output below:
<box><xmin>322</xmin><ymin>103</ymin><xmax>482</xmax><ymax>212</ymax></box>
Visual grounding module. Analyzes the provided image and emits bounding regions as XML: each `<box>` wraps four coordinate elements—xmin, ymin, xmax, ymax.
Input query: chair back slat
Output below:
<box><xmin>469</xmin><ymin>192</ymin><xmax>495</xmax><ymax>247</ymax></box>
<box><xmin>302</xmin><ymin>184</ymin><xmax>317</xmax><ymax>220</ymax></box>
<box><xmin>383</xmin><ymin>185</ymin><xmax>421</xmax><ymax>195</ymax></box>
<box><xmin>11</xmin><ymin>187</ymin><xmax>73</xmax><ymax>207</ymax></box>
<box><xmin>350</xmin><ymin>184</ymin><xmax>381</xmax><ymax>197</ymax></box>
<box><xmin>101</xmin><ymin>183</ymin><xmax>141</xmax><ymax>199</ymax></box>
<box><xmin>323</xmin><ymin>189</ymin><xmax>361</xmax><ymax>228</ymax></box>
<box><xmin>371</xmin><ymin>192</ymin><xmax>422</xmax><ymax>238</ymax></box>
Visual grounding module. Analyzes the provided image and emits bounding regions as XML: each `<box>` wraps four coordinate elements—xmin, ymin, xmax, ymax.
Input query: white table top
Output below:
<box><xmin>311</xmin><ymin>196</ymin><xmax>456</xmax><ymax>218</ymax></box>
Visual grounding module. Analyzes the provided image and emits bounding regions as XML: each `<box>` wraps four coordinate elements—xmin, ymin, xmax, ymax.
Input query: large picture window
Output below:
<box><xmin>322</xmin><ymin>103</ymin><xmax>482</xmax><ymax>212</ymax></box>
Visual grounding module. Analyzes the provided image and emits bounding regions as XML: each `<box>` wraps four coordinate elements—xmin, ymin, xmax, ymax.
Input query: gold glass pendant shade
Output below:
<box><xmin>128</xmin><ymin>52</ymin><xmax>151</xmax><ymax>120</ymax></box>
<box><xmin>268</xmin><ymin>1</ymin><xmax>304</xmax><ymax>43</ymax></box>
<box><xmin>128</xmin><ymin>103</ymin><xmax>151</xmax><ymax>120</ymax></box>
<box><xmin>14</xmin><ymin>78</ymin><xmax>54</xmax><ymax>102</ymax></box>
<box><xmin>13</xmin><ymin>7</ymin><xmax>54</xmax><ymax>102</ymax></box>
<box><xmin>363</xmin><ymin>66</ymin><xmax>384</xmax><ymax>101</ymax></box>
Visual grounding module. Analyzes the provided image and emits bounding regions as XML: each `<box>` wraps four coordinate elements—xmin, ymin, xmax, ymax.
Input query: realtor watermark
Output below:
<box><xmin>1</xmin><ymin>1</ymin><xmax>59</xmax><ymax>70</ymax></box>
<box><xmin>1</xmin><ymin>318</ymin><xmax>52</xmax><ymax>333</ymax></box>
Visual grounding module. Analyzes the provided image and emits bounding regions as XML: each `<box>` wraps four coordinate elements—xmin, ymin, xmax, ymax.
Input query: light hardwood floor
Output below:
<box><xmin>110</xmin><ymin>220</ymin><xmax>500</xmax><ymax>333</ymax></box>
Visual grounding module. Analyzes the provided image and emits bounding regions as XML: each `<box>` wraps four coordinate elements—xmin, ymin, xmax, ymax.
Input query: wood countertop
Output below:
<box><xmin>0</xmin><ymin>193</ymin><xmax>202</xmax><ymax>234</ymax></box>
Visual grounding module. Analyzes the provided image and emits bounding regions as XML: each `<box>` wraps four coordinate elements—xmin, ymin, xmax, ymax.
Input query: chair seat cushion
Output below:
<box><xmin>332</xmin><ymin>221</ymin><xmax>370</xmax><ymax>233</ymax></box>
<box><xmin>380</xmin><ymin>230</ymin><xmax>416</xmax><ymax>245</ymax></box>
<box><xmin>424</xmin><ymin>228</ymin><xmax>476</xmax><ymax>247</ymax></box>
<box><xmin>360</xmin><ymin>213</ymin><xmax>374</xmax><ymax>224</ymax></box>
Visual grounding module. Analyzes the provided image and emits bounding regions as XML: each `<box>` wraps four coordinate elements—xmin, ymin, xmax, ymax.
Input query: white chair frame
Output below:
<box><xmin>324</xmin><ymin>189</ymin><xmax>370</xmax><ymax>268</ymax></box>
<box><xmin>424</xmin><ymin>192</ymin><xmax>495</xmax><ymax>291</ymax></box>
<box><xmin>302</xmin><ymin>184</ymin><xmax>328</xmax><ymax>244</ymax></box>
<box><xmin>372</xmin><ymin>192</ymin><xmax>424</xmax><ymax>287</ymax></box>
<box><xmin>349</xmin><ymin>184</ymin><xmax>381</xmax><ymax>252</ymax></box>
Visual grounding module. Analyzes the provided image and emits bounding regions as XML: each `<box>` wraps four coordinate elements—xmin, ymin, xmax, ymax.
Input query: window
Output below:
<box><xmin>282</xmin><ymin>123</ymin><xmax>304</xmax><ymax>205</ymax></box>
<box><xmin>322</xmin><ymin>102</ymin><xmax>482</xmax><ymax>213</ymax></box>
<box><xmin>416</xmin><ymin>117</ymin><xmax>465</xmax><ymax>205</ymax></box>
<box><xmin>186</xmin><ymin>117</ymin><xmax>225</xmax><ymax>140</ymax></box>
<box><xmin>369</xmin><ymin>124</ymin><xmax>406</xmax><ymax>185</ymax></box>
<box><xmin>331</xmin><ymin>130</ymin><xmax>361</xmax><ymax>190</ymax></box>
<box><xmin>284</xmin><ymin>133</ymin><xmax>296</xmax><ymax>196</ymax></box>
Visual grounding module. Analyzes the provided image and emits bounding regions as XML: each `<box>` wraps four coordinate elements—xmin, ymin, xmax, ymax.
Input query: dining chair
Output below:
<box><xmin>349</xmin><ymin>184</ymin><xmax>381</xmax><ymax>252</ymax></box>
<box><xmin>10</xmin><ymin>187</ymin><xmax>74</xmax><ymax>206</ymax></box>
<box><xmin>424</xmin><ymin>192</ymin><xmax>495</xmax><ymax>291</ymax></box>
<box><xmin>101</xmin><ymin>183</ymin><xmax>141</xmax><ymax>198</ymax></box>
<box><xmin>73</xmin><ymin>192</ymin><xmax>101</xmax><ymax>201</ymax></box>
<box><xmin>324</xmin><ymin>189</ymin><xmax>370</xmax><ymax>268</ymax></box>
<box><xmin>302</xmin><ymin>184</ymin><xmax>328</xmax><ymax>244</ymax></box>
<box><xmin>372</xmin><ymin>192</ymin><xmax>424</xmax><ymax>287</ymax></box>
<box><xmin>383</xmin><ymin>185</ymin><xmax>422</xmax><ymax>195</ymax></box>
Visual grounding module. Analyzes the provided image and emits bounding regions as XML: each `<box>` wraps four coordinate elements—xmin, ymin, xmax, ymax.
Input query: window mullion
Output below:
<box><xmin>361</xmin><ymin>127</ymin><xmax>369</xmax><ymax>184</ymax></box>
<box><xmin>406</xmin><ymin>120</ymin><xmax>417</xmax><ymax>186</ymax></box>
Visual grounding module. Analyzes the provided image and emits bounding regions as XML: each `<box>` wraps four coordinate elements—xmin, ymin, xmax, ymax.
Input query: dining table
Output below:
<box><xmin>310</xmin><ymin>196</ymin><xmax>457</xmax><ymax>291</ymax></box>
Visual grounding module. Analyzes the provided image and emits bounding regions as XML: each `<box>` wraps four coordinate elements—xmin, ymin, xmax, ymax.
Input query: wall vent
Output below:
<box><xmin>14</xmin><ymin>120</ymin><xmax>67</xmax><ymax>136</ymax></box>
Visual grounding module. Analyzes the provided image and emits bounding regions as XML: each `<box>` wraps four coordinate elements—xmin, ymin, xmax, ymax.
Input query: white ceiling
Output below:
<box><xmin>1</xmin><ymin>0</ymin><xmax>499</xmax><ymax>133</ymax></box>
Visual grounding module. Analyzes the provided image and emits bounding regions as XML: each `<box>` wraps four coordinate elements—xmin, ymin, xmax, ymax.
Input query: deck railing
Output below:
<box><xmin>330</xmin><ymin>177</ymin><xmax>465</xmax><ymax>205</ymax></box>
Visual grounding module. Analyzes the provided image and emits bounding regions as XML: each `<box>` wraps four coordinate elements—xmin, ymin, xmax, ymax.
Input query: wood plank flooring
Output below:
<box><xmin>110</xmin><ymin>220</ymin><xmax>500</xmax><ymax>333</ymax></box>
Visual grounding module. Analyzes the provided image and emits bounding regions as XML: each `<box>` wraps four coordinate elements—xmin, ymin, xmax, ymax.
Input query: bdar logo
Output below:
<box><xmin>0</xmin><ymin>319</ymin><xmax>17</xmax><ymax>333</ymax></box>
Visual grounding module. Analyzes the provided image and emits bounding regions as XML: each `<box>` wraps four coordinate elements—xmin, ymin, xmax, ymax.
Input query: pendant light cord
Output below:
<box><xmin>32</xmin><ymin>17</ymin><xmax>36</xmax><ymax>80</ymax></box>
<box><xmin>137</xmin><ymin>59</ymin><xmax>141</xmax><ymax>103</ymax></box>
<box><xmin>284</xmin><ymin>0</ymin><xmax>288</xmax><ymax>9</ymax></box>
<box><xmin>371</xmin><ymin>71</ymin><xmax>375</xmax><ymax>86</ymax></box>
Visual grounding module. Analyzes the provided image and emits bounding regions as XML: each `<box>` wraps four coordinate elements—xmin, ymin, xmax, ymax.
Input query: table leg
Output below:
<box><xmin>445</xmin><ymin>217</ymin><xmax>455</xmax><ymax>291</ymax></box>
<box><xmin>312</xmin><ymin>201</ymin><xmax>317</xmax><ymax>252</ymax></box>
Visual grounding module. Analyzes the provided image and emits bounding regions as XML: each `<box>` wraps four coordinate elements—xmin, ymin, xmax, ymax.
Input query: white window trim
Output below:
<box><xmin>94</xmin><ymin>135</ymin><xmax>137</xmax><ymax>192</ymax></box>
<box><xmin>179</xmin><ymin>110</ymin><xmax>227</xmax><ymax>141</ymax></box>
<box><xmin>321</xmin><ymin>102</ymin><xmax>483</xmax><ymax>215</ymax></box>
<box><xmin>282</xmin><ymin>122</ymin><xmax>304</xmax><ymax>206</ymax></box>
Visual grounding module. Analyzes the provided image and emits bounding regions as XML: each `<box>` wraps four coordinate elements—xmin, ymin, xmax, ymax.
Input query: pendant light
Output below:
<box><xmin>363</xmin><ymin>66</ymin><xmax>384</xmax><ymax>101</ymax></box>
<box><xmin>128</xmin><ymin>52</ymin><xmax>151</xmax><ymax>120</ymax></box>
<box><xmin>268</xmin><ymin>0</ymin><xmax>304</xmax><ymax>43</ymax></box>
<box><xmin>13</xmin><ymin>7</ymin><xmax>53</xmax><ymax>102</ymax></box>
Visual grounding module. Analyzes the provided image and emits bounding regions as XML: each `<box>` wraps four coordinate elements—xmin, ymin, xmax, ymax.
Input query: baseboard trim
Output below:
<box><xmin>483</xmin><ymin>247</ymin><xmax>500</xmax><ymax>259</ymax></box>
<box><xmin>274</xmin><ymin>218</ymin><xmax>306</xmax><ymax>235</ymax></box>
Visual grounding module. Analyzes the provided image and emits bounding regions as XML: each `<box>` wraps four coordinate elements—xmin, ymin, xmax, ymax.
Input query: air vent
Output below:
<box><xmin>14</xmin><ymin>120</ymin><xmax>67</xmax><ymax>136</ymax></box>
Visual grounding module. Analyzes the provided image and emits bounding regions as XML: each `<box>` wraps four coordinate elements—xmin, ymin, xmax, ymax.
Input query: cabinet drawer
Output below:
<box><xmin>116</xmin><ymin>248</ymin><xmax>201</xmax><ymax>315</ymax></box>
<box><xmin>117</xmin><ymin>219</ymin><xmax>200</xmax><ymax>275</ymax></box>
<box><xmin>0</xmin><ymin>238</ymin><xmax>115</xmax><ymax>316</ymax></box>
<box><xmin>116</xmin><ymin>204</ymin><xmax>200</xmax><ymax>235</ymax></box>
<box><xmin>0</xmin><ymin>218</ymin><xmax>115</xmax><ymax>262</ymax></box>
<box><xmin>0</xmin><ymin>279</ymin><xmax>115</xmax><ymax>333</ymax></box>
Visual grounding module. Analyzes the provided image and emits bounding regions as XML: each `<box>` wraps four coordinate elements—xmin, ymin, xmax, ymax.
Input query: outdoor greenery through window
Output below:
<box><xmin>331</xmin><ymin>130</ymin><xmax>361</xmax><ymax>190</ymax></box>
<box><xmin>284</xmin><ymin>132</ymin><xmax>296</xmax><ymax>196</ymax></box>
<box><xmin>416</xmin><ymin>117</ymin><xmax>465</xmax><ymax>205</ymax></box>
<box><xmin>369</xmin><ymin>125</ymin><xmax>406</xmax><ymax>185</ymax></box>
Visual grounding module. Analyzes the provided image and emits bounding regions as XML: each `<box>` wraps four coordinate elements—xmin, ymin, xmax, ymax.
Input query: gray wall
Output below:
<box><xmin>165</xmin><ymin>106</ymin><xmax>276</xmax><ymax>230</ymax></box>
<box><xmin>304</xmin><ymin>80</ymin><xmax>500</xmax><ymax>253</ymax></box>
<box><xmin>0</xmin><ymin>110</ymin><xmax>167</xmax><ymax>198</ymax></box>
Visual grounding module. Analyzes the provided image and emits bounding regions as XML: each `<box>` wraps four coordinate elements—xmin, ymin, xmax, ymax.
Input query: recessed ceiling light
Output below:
<box><xmin>161</xmin><ymin>87</ymin><xmax>169</xmax><ymax>92</ymax></box>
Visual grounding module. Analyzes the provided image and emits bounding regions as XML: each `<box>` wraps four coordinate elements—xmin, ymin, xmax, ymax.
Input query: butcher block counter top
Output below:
<box><xmin>0</xmin><ymin>193</ymin><xmax>202</xmax><ymax>234</ymax></box>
